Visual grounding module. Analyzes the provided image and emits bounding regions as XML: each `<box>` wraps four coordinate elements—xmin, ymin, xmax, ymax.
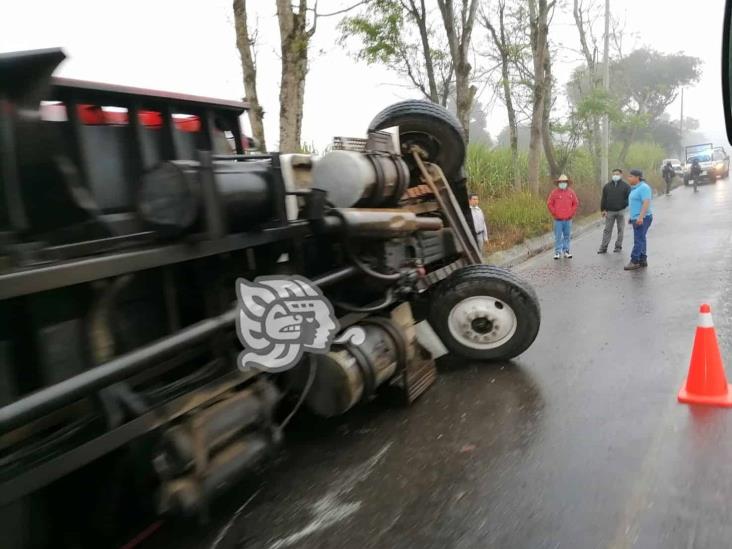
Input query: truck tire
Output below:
<box><xmin>428</xmin><ymin>265</ymin><xmax>541</xmax><ymax>361</ymax></box>
<box><xmin>367</xmin><ymin>100</ymin><xmax>466</xmax><ymax>181</ymax></box>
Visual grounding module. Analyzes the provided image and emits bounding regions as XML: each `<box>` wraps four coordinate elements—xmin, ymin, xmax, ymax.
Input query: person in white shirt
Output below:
<box><xmin>469</xmin><ymin>193</ymin><xmax>488</xmax><ymax>252</ymax></box>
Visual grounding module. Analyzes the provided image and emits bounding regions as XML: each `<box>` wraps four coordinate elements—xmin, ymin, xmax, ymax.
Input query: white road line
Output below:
<box><xmin>265</xmin><ymin>442</ymin><xmax>393</xmax><ymax>549</ymax></box>
<box><xmin>210</xmin><ymin>489</ymin><xmax>261</xmax><ymax>549</ymax></box>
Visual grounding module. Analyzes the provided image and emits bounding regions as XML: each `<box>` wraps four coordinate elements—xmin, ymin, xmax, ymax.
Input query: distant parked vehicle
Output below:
<box><xmin>661</xmin><ymin>158</ymin><xmax>684</xmax><ymax>178</ymax></box>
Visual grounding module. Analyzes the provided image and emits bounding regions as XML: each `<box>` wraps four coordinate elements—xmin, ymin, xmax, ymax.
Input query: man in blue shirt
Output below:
<box><xmin>624</xmin><ymin>168</ymin><xmax>653</xmax><ymax>270</ymax></box>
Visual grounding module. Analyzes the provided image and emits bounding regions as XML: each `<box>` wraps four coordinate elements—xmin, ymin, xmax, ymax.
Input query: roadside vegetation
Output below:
<box><xmin>467</xmin><ymin>142</ymin><xmax>666</xmax><ymax>253</ymax></box>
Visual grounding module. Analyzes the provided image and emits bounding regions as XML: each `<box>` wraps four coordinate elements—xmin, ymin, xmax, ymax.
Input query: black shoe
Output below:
<box><xmin>598</xmin><ymin>249</ymin><xmax>607</xmax><ymax>254</ymax></box>
<box><xmin>613</xmin><ymin>248</ymin><xmax>622</xmax><ymax>253</ymax></box>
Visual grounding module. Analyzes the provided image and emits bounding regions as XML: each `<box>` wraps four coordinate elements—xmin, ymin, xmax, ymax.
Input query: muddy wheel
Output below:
<box><xmin>367</xmin><ymin>100</ymin><xmax>466</xmax><ymax>181</ymax></box>
<box><xmin>428</xmin><ymin>265</ymin><xmax>541</xmax><ymax>361</ymax></box>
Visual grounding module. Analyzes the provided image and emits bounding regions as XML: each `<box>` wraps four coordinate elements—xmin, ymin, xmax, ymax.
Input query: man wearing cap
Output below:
<box><xmin>547</xmin><ymin>174</ymin><xmax>580</xmax><ymax>259</ymax></box>
<box><xmin>624</xmin><ymin>168</ymin><xmax>653</xmax><ymax>271</ymax></box>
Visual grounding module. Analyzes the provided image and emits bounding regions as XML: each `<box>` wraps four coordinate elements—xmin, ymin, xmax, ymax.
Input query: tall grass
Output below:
<box><xmin>619</xmin><ymin>141</ymin><xmax>666</xmax><ymax>192</ymax></box>
<box><xmin>466</xmin><ymin>146</ymin><xmax>529</xmax><ymax>197</ymax></box>
<box><xmin>484</xmin><ymin>192</ymin><xmax>552</xmax><ymax>251</ymax></box>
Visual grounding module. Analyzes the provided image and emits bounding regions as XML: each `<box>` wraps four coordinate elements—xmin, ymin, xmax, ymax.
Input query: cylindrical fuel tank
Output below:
<box><xmin>311</xmin><ymin>150</ymin><xmax>409</xmax><ymax>208</ymax></box>
<box><xmin>303</xmin><ymin>322</ymin><xmax>403</xmax><ymax>417</ymax></box>
<box><xmin>137</xmin><ymin>159</ymin><xmax>273</xmax><ymax>236</ymax></box>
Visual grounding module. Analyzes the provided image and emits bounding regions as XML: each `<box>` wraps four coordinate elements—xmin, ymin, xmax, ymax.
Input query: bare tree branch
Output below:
<box><xmin>311</xmin><ymin>0</ymin><xmax>368</xmax><ymax>17</ymax></box>
<box><xmin>307</xmin><ymin>0</ymin><xmax>318</xmax><ymax>37</ymax></box>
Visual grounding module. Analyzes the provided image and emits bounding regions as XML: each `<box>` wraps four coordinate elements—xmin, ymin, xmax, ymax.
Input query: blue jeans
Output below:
<box><xmin>554</xmin><ymin>220</ymin><xmax>572</xmax><ymax>253</ymax></box>
<box><xmin>630</xmin><ymin>215</ymin><xmax>653</xmax><ymax>263</ymax></box>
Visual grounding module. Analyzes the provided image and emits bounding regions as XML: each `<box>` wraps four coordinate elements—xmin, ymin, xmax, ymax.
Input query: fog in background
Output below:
<box><xmin>1</xmin><ymin>0</ymin><xmax>728</xmax><ymax>153</ymax></box>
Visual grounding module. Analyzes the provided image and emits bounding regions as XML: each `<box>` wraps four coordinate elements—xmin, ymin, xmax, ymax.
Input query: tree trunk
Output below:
<box><xmin>592</xmin><ymin>117</ymin><xmax>602</xmax><ymax>181</ymax></box>
<box><xmin>504</xmin><ymin>70</ymin><xmax>521</xmax><ymax>190</ymax></box>
<box><xmin>618</xmin><ymin>130</ymin><xmax>635</xmax><ymax>165</ymax></box>
<box><xmin>618</xmin><ymin>105</ymin><xmax>643</xmax><ymax>165</ymax></box>
<box><xmin>527</xmin><ymin>0</ymin><xmax>549</xmax><ymax>194</ymax></box>
<box><xmin>485</xmin><ymin>1</ymin><xmax>521</xmax><ymax>190</ymax></box>
<box><xmin>455</xmin><ymin>69</ymin><xmax>477</xmax><ymax>142</ymax></box>
<box><xmin>541</xmin><ymin>28</ymin><xmax>560</xmax><ymax>179</ymax></box>
<box><xmin>408</xmin><ymin>0</ymin><xmax>440</xmax><ymax>103</ymax></box>
<box><xmin>542</xmin><ymin>99</ymin><xmax>559</xmax><ymax>179</ymax></box>
<box><xmin>233</xmin><ymin>0</ymin><xmax>266</xmax><ymax>152</ymax></box>
<box><xmin>527</xmin><ymin>91</ymin><xmax>545</xmax><ymax>194</ymax></box>
<box><xmin>437</xmin><ymin>0</ymin><xmax>479</xmax><ymax>142</ymax></box>
<box><xmin>573</xmin><ymin>0</ymin><xmax>603</xmax><ymax>183</ymax></box>
<box><xmin>276</xmin><ymin>0</ymin><xmax>311</xmax><ymax>153</ymax></box>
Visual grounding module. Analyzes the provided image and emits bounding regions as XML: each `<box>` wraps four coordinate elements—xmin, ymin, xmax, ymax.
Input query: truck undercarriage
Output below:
<box><xmin>0</xmin><ymin>48</ymin><xmax>541</xmax><ymax>548</ymax></box>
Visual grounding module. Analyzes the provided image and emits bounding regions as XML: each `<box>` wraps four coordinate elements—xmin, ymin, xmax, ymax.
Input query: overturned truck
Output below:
<box><xmin>0</xmin><ymin>48</ymin><xmax>541</xmax><ymax>547</ymax></box>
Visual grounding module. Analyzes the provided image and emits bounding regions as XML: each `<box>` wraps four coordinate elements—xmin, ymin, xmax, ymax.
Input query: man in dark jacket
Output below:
<box><xmin>689</xmin><ymin>158</ymin><xmax>702</xmax><ymax>193</ymax></box>
<box><xmin>662</xmin><ymin>161</ymin><xmax>675</xmax><ymax>195</ymax></box>
<box><xmin>598</xmin><ymin>168</ymin><xmax>631</xmax><ymax>254</ymax></box>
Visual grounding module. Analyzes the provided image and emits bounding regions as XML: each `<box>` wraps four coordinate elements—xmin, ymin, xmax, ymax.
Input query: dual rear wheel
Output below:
<box><xmin>368</xmin><ymin>101</ymin><xmax>541</xmax><ymax>362</ymax></box>
<box><xmin>427</xmin><ymin>265</ymin><xmax>541</xmax><ymax>361</ymax></box>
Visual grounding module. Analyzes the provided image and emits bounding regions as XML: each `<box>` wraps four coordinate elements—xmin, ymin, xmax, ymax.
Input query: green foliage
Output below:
<box><xmin>610</xmin><ymin>48</ymin><xmax>703</xmax><ymax>119</ymax></box>
<box><xmin>616</xmin><ymin>141</ymin><xmax>666</xmax><ymax>192</ymax></box>
<box><xmin>562</xmin><ymin>148</ymin><xmax>595</xmax><ymax>183</ymax></box>
<box><xmin>338</xmin><ymin>0</ymin><xmax>404</xmax><ymax>65</ymax></box>
<box><xmin>466</xmin><ymin>140</ymin><xmax>668</xmax><ymax>251</ymax></box>
<box><xmin>613</xmin><ymin>111</ymin><xmax>652</xmax><ymax>134</ymax></box>
<box><xmin>297</xmin><ymin>141</ymin><xmax>319</xmax><ymax>155</ymax></box>
<box><xmin>574</xmin><ymin>87</ymin><xmax>623</xmax><ymax>124</ymax></box>
<box><xmin>485</xmin><ymin>192</ymin><xmax>552</xmax><ymax>236</ymax></box>
<box><xmin>603</xmin><ymin>141</ymin><xmax>665</xmax><ymax>182</ymax></box>
<box><xmin>566</xmin><ymin>48</ymin><xmax>703</xmax><ymax>169</ymax></box>
<box><xmin>338</xmin><ymin>0</ymin><xmax>452</xmax><ymax>103</ymax></box>
<box><xmin>465</xmin><ymin>144</ymin><xmax>539</xmax><ymax>196</ymax></box>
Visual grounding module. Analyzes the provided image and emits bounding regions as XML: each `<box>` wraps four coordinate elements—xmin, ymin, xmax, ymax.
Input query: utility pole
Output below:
<box><xmin>601</xmin><ymin>0</ymin><xmax>610</xmax><ymax>186</ymax></box>
<box><xmin>680</xmin><ymin>87</ymin><xmax>685</xmax><ymax>159</ymax></box>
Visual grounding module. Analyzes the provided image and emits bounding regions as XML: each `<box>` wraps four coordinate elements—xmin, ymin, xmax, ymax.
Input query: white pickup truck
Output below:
<box><xmin>683</xmin><ymin>144</ymin><xmax>730</xmax><ymax>185</ymax></box>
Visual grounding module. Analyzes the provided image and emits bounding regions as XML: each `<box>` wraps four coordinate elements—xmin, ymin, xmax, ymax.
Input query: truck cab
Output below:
<box><xmin>713</xmin><ymin>146</ymin><xmax>730</xmax><ymax>178</ymax></box>
<box><xmin>684</xmin><ymin>143</ymin><xmax>723</xmax><ymax>185</ymax></box>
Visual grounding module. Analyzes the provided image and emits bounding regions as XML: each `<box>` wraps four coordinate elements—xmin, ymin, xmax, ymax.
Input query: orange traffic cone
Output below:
<box><xmin>678</xmin><ymin>304</ymin><xmax>732</xmax><ymax>407</ymax></box>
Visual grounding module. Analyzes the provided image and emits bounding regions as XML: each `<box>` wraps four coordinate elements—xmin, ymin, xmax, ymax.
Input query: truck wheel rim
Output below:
<box><xmin>447</xmin><ymin>296</ymin><xmax>518</xmax><ymax>350</ymax></box>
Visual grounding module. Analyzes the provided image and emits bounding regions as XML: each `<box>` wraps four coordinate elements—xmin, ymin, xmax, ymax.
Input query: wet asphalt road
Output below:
<box><xmin>145</xmin><ymin>178</ymin><xmax>732</xmax><ymax>549</ymax></box>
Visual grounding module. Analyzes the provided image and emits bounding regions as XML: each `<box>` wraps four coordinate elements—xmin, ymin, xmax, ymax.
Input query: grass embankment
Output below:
<box><xmin>466</xmin><ymin>142</ymin><xmax>666</xmax><ymax>253</ymax></box>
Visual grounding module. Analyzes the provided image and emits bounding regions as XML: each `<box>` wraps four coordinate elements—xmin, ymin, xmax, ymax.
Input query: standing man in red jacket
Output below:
<box><xmin>547</xmin><ymin>174</ymin><xmax>580</xmax><ymax>259</ymax></box>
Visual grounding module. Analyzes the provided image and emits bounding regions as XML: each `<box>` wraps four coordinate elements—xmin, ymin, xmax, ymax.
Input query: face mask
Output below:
<box><xmin>612</xmin><ymin>175</ymin><xmax>621</xmax><ymax>182</ymax></box>
<box><xmin>558</xmin><ymin>182</ymin><xmax>568</xmax><ymax>190</ymax></box>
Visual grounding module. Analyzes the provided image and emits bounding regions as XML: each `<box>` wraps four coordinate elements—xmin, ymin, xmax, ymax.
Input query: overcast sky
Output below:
<box><xmin>1</xmin><ymin>0</ymin><xmax>728</xmax><ymax>152</ymax></box>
